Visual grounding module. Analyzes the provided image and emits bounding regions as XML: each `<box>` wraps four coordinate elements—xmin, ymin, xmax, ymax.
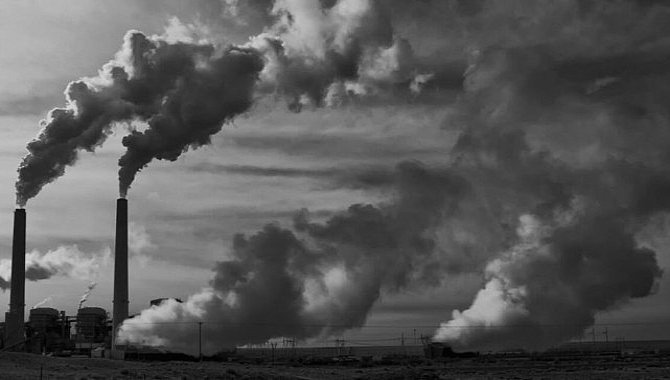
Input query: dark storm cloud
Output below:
<box><xmin>372</xmin><ymin>299</ymin><xmax>458</xmax><ymax>314</ymax></box>
<box><xmin>225</xmin><ymin>133</ymin><xmax>442</xmax><ymax>161</ymax></box>
<box><xmin>189</xmin><ymin>163</ymin><xmax>395</xmax><ymax>189</ymax></box>
<box><xmin>148</xmin><ymin>206</ymin><xmax>336</xmax><ymax>269</ymax></box>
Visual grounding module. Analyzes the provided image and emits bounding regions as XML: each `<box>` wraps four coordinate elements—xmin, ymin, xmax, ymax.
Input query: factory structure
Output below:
<box><xmin>0</xmin><ymin>199</ymin><xmax>142</xmax><ymax>357</ymax></box>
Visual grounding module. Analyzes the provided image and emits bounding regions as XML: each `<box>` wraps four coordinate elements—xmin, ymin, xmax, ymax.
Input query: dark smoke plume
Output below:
<box><xmin>15</xmin><ymin>78</ymin><xmax>132</xmax><ymax>206</ymax></box>
<box><xmin>118</xmin><ymin>162</ymin><xmax>467</xmax><ymax>354</ymax></box>
<box><xmin>15</xmin><ymin>30</ymin><xmax>264</xmax><ymax>204</ymax></box>
<box><xmin>116</xmin><ymin>33</ymin><xmax>264</xmax><ymax>196</ymax></box>
<box><xmin>16</xmin><ymin>0</ymin><xmax>431</xmax><ymax>204</ymax></box>
<box><xmin>433</xmin><ymin>44</ymin><xmax>667</xmax><ymax>349</ymax></box>
<box><xmin>17</xmin><ymin>0</ymin><xmax>670</xmax><ymax>353</ymax></box>
<box><xmin>122</xmin><ymin>0</ymin><xmax>670</xmax><ymax>353</ymax></box>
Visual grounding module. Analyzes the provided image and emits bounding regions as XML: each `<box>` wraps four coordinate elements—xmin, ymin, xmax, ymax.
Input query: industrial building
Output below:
<box><xmin>1</xmin><ymin>199</ymin><xmax>129</xmax><ymax>357</ymax></box>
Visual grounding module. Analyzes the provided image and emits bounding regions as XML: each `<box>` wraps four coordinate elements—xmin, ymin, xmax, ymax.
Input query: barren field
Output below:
<box><xmin>1</xmin><ymin>352</ymin><xmax>669</xmax><ymax>379</ymax></box>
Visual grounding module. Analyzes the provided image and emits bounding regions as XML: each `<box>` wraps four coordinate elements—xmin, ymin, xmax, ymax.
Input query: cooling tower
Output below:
<box><xmin>4</xmin><ymin>208</ymin><xmax>26</xmax><ymax>349</ymax></box>
<box><xmin>112</xmin><ymin>198</ymin><xmax>128</xmax><ymax>345</ymax></box>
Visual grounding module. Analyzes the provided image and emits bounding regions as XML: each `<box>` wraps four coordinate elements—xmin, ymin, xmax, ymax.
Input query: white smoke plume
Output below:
<box><xmin>32</xmin><ymin>296</ymin><xmax>54</xmax><ymax>310</ymax></box>
<box><xmin>0</xmin><ymin>245</ymin><xmax>110</xmax><ymax>291</ymax></box>
<box><xmin>78</xmin><ymin>281</ymin><xmax>97</xmax><ymax>310</ymax></box>
<box><xmin>128</xmin><ymin>222</ymin><xmax>156</xmax><ymax>268</ymax></box>
<box><xmin>435</xmin><ymin>209</ymin><xmax>661</xmax><ymax>350</ymax></box>
<box><xmin>128</xmin><ymin>223</ymin><xmax>156</xmax><ymax>256</ymax></box>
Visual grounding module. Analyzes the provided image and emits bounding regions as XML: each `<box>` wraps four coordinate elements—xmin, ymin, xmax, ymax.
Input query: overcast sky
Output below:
<box><xmin>1</xmin><ymin>0</ymin><xmax>670</xmax><ymax>351</ymax></box>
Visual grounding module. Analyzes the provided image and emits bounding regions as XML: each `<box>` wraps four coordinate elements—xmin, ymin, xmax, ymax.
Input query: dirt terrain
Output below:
<box><xmin>1</xmin><ymin>352</ymin><xmax>669</xmax><ymax>379</ymax></box>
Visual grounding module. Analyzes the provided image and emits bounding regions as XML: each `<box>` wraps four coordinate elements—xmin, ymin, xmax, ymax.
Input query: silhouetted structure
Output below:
<box><xmin>4</xmin><ymin>209</ymin><xmax>26</xmax><ymax>350</ymax></box>
<box><xmin>113</xmin><ymin>198</ymin><xmax>128</xmax><ymax>347</ymax></box>
<box><xmin>26</xmin><ymin>308</ymin><xmax>72</xmax><ymax>354</ymax></box>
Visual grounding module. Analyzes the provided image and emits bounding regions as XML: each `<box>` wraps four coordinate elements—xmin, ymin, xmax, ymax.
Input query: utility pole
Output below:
<box><xmin>335</xmin><ymin>339</ymin><xmax>345</xmax><ymax>356</ymax></box>
<box><xmin>270</xmin><ymin>341</ymin><xmax>277</xmax><ymax>364</ymax></box>
<box><xmin>591</xmin><ymin>327</ymin><xmax>596</xmax><ymax>353</ymax></box>
<box><xmin>198</xmin><ymin>322</ymin><xmax>203</xmax><ymax>362</ymax></box>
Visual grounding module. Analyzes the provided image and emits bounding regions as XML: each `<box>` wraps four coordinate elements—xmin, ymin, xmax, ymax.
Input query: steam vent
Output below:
<box><xmin>112</xmin><ymin>198</ymin><xmax>128</xmax><ymax>346</ymax></box>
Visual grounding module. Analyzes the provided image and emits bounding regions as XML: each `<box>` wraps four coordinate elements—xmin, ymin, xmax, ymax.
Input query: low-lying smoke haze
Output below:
<box><xmin>0</xmin><ymin>245</ymin><xmax>109</xmax><ymax>291</ymax></box>
<box><xmin>3</xmin><ymin>0</ymin><xmax>670</xmax><ymax>355</ymax></box>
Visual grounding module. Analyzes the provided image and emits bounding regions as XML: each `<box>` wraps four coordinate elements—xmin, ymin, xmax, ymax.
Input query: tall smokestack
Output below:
<box><xmin>112</xmin><ymin>198</ymin><xmax>128</xmax><ymax>346</ymax></box>
<box><xmin>4</xmin><ymin>209</ymin><xmax>26</xmax><ymax>349</ymax></box>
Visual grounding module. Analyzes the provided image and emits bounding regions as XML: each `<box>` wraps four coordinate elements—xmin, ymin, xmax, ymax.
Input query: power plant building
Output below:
<box><xmin>2</xmin><ymin>199</ymin><xmax>127</xmax><ymax>356</ymax></box>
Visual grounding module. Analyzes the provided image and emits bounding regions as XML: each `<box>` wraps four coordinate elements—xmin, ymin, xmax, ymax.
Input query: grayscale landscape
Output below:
<box><xmin>0</xmin><ymin>0</ymin><xmax>669</xmax><ymax>378</ymax></box>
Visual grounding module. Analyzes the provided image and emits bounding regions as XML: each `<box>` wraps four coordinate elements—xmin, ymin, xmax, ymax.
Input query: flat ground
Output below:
<box><xmin>1</xmin><ymin>352</ymin><xmax>669</xmax><ymax>379</ymax></box>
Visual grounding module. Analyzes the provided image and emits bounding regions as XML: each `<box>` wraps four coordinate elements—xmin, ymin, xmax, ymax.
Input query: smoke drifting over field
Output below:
<box><xmin>0</xmin><ymin>246</ymin><xmax>109</xmax><ymax>291</ymax></box>
<box><xmin>118</xmin><ymin>0</ymin><xmax>670</xmax><ymax>353</ymax></box>
<box><xmin>13</xmin><ymin>0</ymin><xmax>670</xmax><ymax>353</ymax></box>
<box><xmin>118</xmin><ymin>162</ymin><xmax>468</xmax><ymax>354</ymax></box>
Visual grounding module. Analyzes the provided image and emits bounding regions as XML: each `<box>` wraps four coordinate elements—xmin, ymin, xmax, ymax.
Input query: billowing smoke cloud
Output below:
<box><xmin>117</xmin><ymin>0</ymin><xmax>670</xmax><ymax>353</ymax></box>
<box><xmin>116</xmin><ymin>33</ymin><xmax>265</xmax><ymax>196</ymax></box>
<box><xmin>117</xmin><ymin>0</ymin><xmax>436</xmax><ymax>193</ymax></box>
<box><xmin>435</xmin><ymin>210</ymin><xmax>662</xmax><ymax>350</ymax></box>
<box><xmin>15</xmin><ymin>29</ymin><xmax>264</xmax><ymax>205</ymax></box>
<box><xmin>78</xmin><ymin>281</ymin><xmax>97</xmax><ymax>310</ymax></box>
<box><xmin>118</xmin><ymin>162</ymin><xmax>467</xmax><ymax>354</ymax></box>
<box><xmin>15</xmin><ymin>78</ymin><xmax>133</xmax><ymax>206</ymax></box>
<box><xmin>15</xmin><ymin>0</ymin><xmax>670</xmax><ymax>353</ymax></box>
<box><xmin>16</xmin><ymin>0</ymin><xmax>433</xmax><ymax>204</ymax></box>
<box><xmin>0</xmin><ymin>245</ymin><xmax>110</xmax><ymax>291</ymax></box>
<box><xmin>249</xmin><ymin>0</ymin><xmax>432</xmax><ymax>110</ymax></box>
<box><xmin>431</xmin><ymin>47</ymin><xmax>668</xmax><ymax>348</ymax></box>
<box><xmin>128</xmin><ymin>222</ymin><xmax>156</xmax><ymax>256</ymax></box>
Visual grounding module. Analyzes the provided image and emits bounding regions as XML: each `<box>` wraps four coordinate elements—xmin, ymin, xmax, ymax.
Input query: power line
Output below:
<box><xmin>118</xmin><ymin>320</ymin><xmax>670</xmax><ymax>329</ymax></box>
